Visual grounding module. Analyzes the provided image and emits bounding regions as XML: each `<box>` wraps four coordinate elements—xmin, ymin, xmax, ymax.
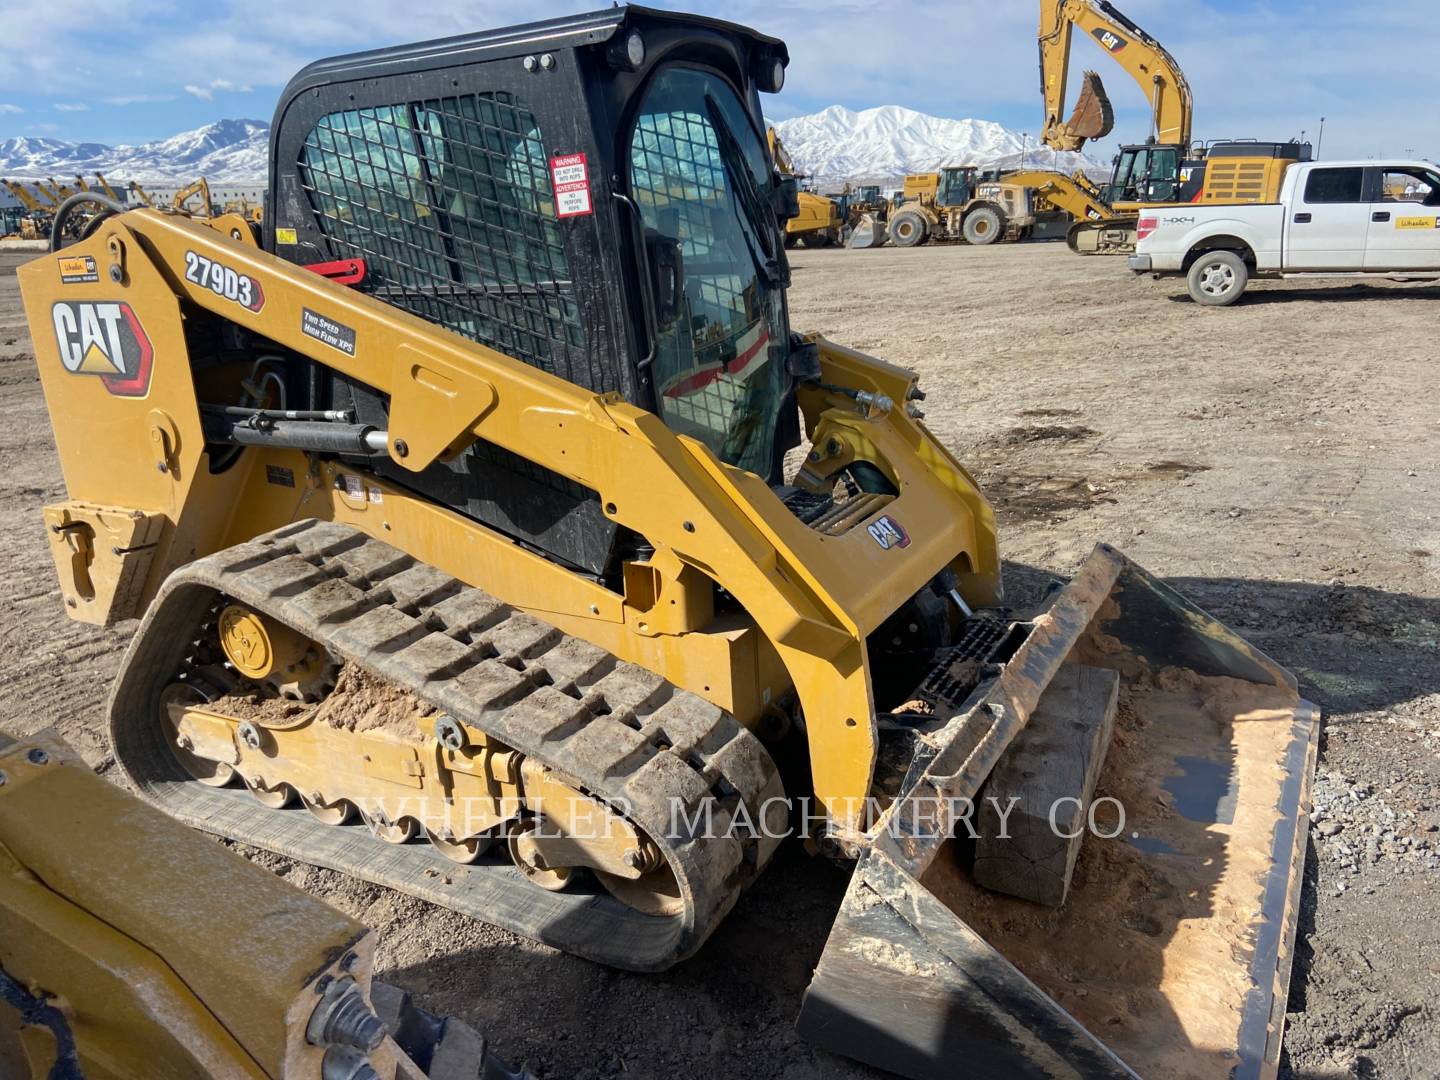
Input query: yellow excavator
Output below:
<box><xmin>2</xmin><ymin>179</ymin><xmax>55</xmax><ymax>240</ymax></box>
<box><xmin>767</xmin><ymin>127</ymin><xmax>841</xmax><ymax>248</ymax></box>
<box><xmin>1029</xmin><ymin>0</ymin><xmax>1309</xmax><ymax>253</ymax></box>
<box><xmin>19</xmin><ymin>8</ymin><xmax>1317</xmax><ymax>1077</ymax></box>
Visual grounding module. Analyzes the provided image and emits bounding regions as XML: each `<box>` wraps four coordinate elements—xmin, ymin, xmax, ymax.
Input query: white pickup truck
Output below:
<box><xmin>1129</xmin><ymin>159</ymin><xmax>1440</xmax><ymax>304</ymax></box>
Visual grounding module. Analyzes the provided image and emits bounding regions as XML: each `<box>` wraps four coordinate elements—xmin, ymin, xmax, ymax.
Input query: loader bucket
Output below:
<box><xmin>798</xmin><ymin>544</ymin><xmax>1319</xmax><ymax>1079</ymax></box>
<box><xmin>846</xmin><ymin>212</ymin><xmax>886</xmax><ymax>249</ymax></box>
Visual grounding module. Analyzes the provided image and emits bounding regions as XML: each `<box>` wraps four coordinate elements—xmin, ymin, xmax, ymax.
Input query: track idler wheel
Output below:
<box><xmin>217</xmin><ymin>603</ymin><xmax>334</xmax><ymax>701</ymax></box>
<box><xmin>159</xmin><ymin>683</ymin><xmax>236</xmax><ymax>787</ymax></box>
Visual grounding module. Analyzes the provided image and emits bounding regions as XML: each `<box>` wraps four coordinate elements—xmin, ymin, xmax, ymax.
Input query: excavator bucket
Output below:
<box><xmin>1066</xmin><ymin>69</ymin><xmax>1116</xmax><ymax>144</ymax></box>
<box><xmin>846</xmin><ymin>212</ymin><xmax>887</xmax><ymax>249</ymax></box>
<box><xmin>798</xmin><ymin>544</ymin><xmax>1318</xmax><ymax>1079</ymax></box>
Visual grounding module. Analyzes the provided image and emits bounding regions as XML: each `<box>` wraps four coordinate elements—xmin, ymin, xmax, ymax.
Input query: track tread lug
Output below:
<box><xmin>532</xmin><ymin>637</ymin><xmax>613</xmax><ymax>694</ymax></box>
<box><xmin>242</xmin><ymin>554</ymin><xmax>332</xmax><ymax>600</ymax></box>
<box><xmin>559</xmin><ymin>717</ymin><xmax>655</xmax><ymax>779</ymax></box>
<box><xmin>327</xmin><ymin>604</ymin><xmax>428</xmax><ymax>655</ymax></box>
<box><xmin>482</xmin><ymin>613</ymin><xmax>563</xmax><ymax>662</ymax></box>
<box><xmin>621</xmin><ymin>753</ymin><xmax>713</xmax><ymax>827</ymax></box>
<box><xmin>489</xmin><ymin>685</ymin><xmax>591</xmax><ymax>744</ymax></box>
<box><xmin>445</xmin><ymin>659</ymin><xmax>535</xmax><ymax>713</ymax></box>
<box><xmin>385</xmin><ymin>564</ymin><xmax>463</xmax><ymax>611</ymax></box>
<box><xmin>400</xmin><ymin>630</ymin><xmax>484</xmax><ymax>681</ymax></box>
<box><xmin>429</xmin><ymin>589</ymin><xmax>509</xmax><ymax>638</ymax></box>
<box><xmin>641</xmin><ymin>696</ymin><xmax>729</xmax><ymax>757</ymax></box>
<box><xmin>583</xmin><ymin>665</ymin><xmax>669</xmax><ymax>723</ymax></box>
<box><xmin>332</xmin><ymin>543</ymin><xmax>414</xmax><ymax>588</ymax></box>
<box><xmin>287</xmin><ymin>576</ymin><xmax>370</xmax><ymax>624</ymax></box>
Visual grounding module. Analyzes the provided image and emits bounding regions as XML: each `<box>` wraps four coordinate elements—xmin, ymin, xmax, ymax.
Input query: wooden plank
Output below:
<box><xmin>974</xmin><ymin>663</ymin><xmax>1118</xmax><ymax>907</ymax></box>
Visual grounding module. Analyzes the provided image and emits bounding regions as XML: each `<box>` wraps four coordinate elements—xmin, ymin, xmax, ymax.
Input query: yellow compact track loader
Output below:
<box><xmin>19</xmin><ymin>7</ymin><xmax>1317</xmax><ymax>1076</ymax></box>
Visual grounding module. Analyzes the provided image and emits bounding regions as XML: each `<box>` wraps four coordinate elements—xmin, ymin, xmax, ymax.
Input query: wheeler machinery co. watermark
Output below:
<box><xmin>342</xmin><ymin>793</ymin><xmax>1127</xmax><ymax>844</ymax></box>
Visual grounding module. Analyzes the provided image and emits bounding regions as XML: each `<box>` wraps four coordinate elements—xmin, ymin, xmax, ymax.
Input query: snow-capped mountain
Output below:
<box><xmin>773</xmin><ymin>105</ymin><xmax>1106</xmax><ymax>187</ymax></box>
<box><xmin>0</xmin><ymin>119</ymin><xmax>268</xmax><ymax>182</ymax></box>
<box><xmin>1</xmin><ymin>106</ymin><xmax>1106</xmax><ymax>188</ymax></box>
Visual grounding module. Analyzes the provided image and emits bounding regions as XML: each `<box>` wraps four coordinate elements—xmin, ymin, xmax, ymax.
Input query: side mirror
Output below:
<box><xmin>644</xmin><ymin>229</ymin><xmax>685</xmax><ymax>329</ymax></box>
<box><xmin>773</xmin><ymin>176</ymin><xmax>800</xmax><ymax>222</ymax></box>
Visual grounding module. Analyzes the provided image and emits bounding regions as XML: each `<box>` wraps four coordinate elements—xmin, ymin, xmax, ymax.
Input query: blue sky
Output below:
<box><xmin>1</xmin><ymin>0</ymin><xmax>1433</xmax><ymax>162</ymax></box>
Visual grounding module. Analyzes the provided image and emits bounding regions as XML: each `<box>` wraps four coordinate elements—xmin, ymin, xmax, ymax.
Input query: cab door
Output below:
<box><xmin>1284</xmin><ymin>166</ymin><xmax>1369</xmax><ymax>269</ymax></box>
<box><xmin>1364</xmin><ymin>166</ymin><xmax>1440</xmax><ymax>269</ymax></box>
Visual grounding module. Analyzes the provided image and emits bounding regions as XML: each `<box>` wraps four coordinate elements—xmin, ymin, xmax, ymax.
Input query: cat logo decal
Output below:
<box><xmin>52</xmin><ymin>301</ymin><xmax>154</xmax><ymax>397</ymax></box>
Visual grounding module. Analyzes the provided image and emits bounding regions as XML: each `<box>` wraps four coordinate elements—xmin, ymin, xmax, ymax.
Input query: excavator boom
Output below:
<box><xmin>2</xmin><ymin>180</ymin><xmax>45</xmax><ymax>213</ymax></box>
<box><xmin>1038</xmin><ymin>0</ymin><xmax>1192</xmax><ymax>150</ymax></box>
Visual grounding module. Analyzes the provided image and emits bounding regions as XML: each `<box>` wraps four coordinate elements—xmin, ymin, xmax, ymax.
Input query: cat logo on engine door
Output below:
<box><xmin>51</xmin><ymin>301</ymin><xmax>154</xmax><ymax>397</ymax></box>
<box><xmin>867</xmin><ymin>515</ymin><xmax>911</xmax><ymax>551</ymax></box>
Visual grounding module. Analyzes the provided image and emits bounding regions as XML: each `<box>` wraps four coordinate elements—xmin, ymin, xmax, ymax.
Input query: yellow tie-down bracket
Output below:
<box><xmin>42</xmin><ymin>502</ymin><xmax>167</xmax><ymax>626</ymax></box>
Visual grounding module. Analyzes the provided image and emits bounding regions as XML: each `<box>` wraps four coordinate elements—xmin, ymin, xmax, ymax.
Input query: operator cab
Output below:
<box><xmin>1104</xmin><ymin>143</ymin><xmax>1187</xmax><ymax>204</ymax></box>
<box><xmin>936</xmin><ymin>166</ymin><xmax>977</xmax><ymax>209</ymax></box>
<box><xmin>265</xmin><ymin>6</ymin><xmax>798</xmax><ymax>578</ymax></box>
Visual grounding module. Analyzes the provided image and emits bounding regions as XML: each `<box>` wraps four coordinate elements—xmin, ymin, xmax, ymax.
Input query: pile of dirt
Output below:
<box><xmin>209</xmin><ymin>660</ymin><xmax>432</xmax><ymax>743</ymax></box>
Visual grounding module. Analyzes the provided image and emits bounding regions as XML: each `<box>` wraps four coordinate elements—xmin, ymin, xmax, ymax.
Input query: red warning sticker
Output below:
<box><xmin>551</xmin><ymin>152</ymin><xmax>593</xmax><ymax>218</ymax></box>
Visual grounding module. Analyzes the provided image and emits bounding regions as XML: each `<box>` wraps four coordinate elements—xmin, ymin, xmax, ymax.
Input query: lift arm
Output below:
<box><xmin>1038</xmin><ymin>0</ymin><xmax>1192</xmax><ymax>151</ymax></box>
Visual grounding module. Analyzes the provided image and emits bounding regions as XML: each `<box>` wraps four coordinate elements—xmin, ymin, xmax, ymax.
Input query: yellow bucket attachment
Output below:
<box><xmin>798</xmin><ymin>544</ymin><xmax>1318</xmax><ymax>1079</ymax></box>
<box><xmin>846</xmin><ymin>212</ymin><xmax>887</xmax><ymax>249</ymax></box>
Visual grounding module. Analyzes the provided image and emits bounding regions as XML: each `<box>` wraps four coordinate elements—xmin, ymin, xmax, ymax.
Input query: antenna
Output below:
<box><xmin>1316</xmin><ymin>117</ymin><xmax>1326</xmax><ymax>160</ymax></box>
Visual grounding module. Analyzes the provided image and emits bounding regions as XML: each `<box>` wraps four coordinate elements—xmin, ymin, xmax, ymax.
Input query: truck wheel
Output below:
<box><xmin>962</xmin><ymin>205</ymin><xmax>1004</xmax><ymax>245</ymax></box>
<box><xmin>1186</xmin><ymin>250</ymin><xmax>1249</xmax><ymax>306</ymax></box>
<box><xmin>888</xmin><ymin>210</ymin><xmax>929</xmax><ymax>248</ymax></box>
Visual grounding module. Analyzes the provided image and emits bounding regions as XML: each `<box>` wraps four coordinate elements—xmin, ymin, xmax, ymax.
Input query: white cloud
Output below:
<box><xmin>184</xmin><ymin>78</ymin><xmax>253</xmax><ymax>100</ymax></box>
<box><xmin>53</xmin><ymin>103</ymin><xmax>89</xmax><ymax>112</ymax></box>
<box><xmin>27</xmin><ymin>122</ymin><xmax>60</xmax><ymax>133</ymax></box>
<box><xmin>0</xmin><ymin>104</ymin><xmax>21</xmax><ymax>114</ymax></box>
<box><xmin>102</xmin><ymin>93</ymin><xmax>175</xmax><ymax>106</ymax></box>
<box><xmin>0</xmin><ymin>0</ymin><xmax>1436</xmax><ymax>160</ymax></box>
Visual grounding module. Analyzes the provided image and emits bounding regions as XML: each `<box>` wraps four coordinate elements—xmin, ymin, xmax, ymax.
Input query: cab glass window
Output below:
<box><xmin>627</xmin><ymin>67</ymin><xmax>790</xmax><ymax>476</ymax></box>
<box><xmin>298</xmin><ymin>93</ymin><xmax>584</xmax><ymax>375</ymax></box>
<box><xmin>1303</xmin><ymin>167</ymin><xmax>1364</xmax><ymax>204</ymax></box>
<box><xmin>1378</xmin><ymin>168</ymin><xmax>1440</xmax><ymax>206</ymax></box>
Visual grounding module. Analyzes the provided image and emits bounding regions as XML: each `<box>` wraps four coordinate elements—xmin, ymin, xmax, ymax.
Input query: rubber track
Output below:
<box><xmin>108</xmin><ymin>520</ymin><xmax>785</xmax><ymax>971</ymax></box>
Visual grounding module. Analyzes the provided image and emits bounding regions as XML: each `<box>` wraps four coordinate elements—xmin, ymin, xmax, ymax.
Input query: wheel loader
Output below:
<box><xmin>19</xmin><ymin>7</ymin><xmax>1317</xmax><ymax>1077</ymax></box>
<box><xmin>768</xmin><ymin>127</ymin><xmax>842</xmax><ymax>248</ymax></box>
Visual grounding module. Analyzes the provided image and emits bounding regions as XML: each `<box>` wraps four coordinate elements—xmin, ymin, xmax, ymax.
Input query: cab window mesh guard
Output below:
<box><xmin>298</xmin><ymin>93</ymin><xmax>587</xmax><ymax>380</ymax></box>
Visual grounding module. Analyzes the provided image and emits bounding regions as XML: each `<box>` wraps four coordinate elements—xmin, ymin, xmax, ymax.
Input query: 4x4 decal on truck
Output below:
<box><xmin>51</xmin><ymin>301</ymin><xmax>154</xmax><ymax>397</ymax></box>
<box><xmin>1395</xmin><ymin>216</ymin><xmax>1440</xmax><ymax>230</ymax></box>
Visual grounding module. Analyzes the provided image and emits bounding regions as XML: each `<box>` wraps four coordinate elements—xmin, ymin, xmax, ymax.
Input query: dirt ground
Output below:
<box><xmin>2</xmin><ymin>242</ymin><xmax>1437</xmax><ymax>1078</ymax></box>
